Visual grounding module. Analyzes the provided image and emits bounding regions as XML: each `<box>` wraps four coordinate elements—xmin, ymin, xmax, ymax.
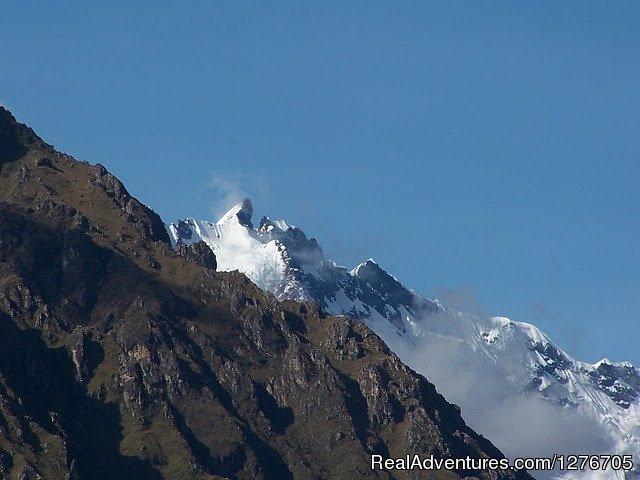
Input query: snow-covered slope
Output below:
<box><xmin>169</xmin><ymin>200</ymin><xmax>640</xmax><ymax>479</ymax></box>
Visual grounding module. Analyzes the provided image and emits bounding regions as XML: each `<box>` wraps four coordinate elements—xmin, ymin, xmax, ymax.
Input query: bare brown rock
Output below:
<box><xmin>0</xmin><ymin>107</ymin><xmax>533</xmax><ymax>480</ymax></box>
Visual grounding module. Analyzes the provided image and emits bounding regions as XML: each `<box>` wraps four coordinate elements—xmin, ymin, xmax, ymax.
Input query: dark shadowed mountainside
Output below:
<box><xmin>0</xmin><ymin>107</ymin><xmax>533</xmax><ymax>480</ymax></box>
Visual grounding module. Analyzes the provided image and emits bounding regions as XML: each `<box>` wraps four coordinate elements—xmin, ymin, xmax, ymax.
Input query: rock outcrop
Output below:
<box><xmin>0</xmin><ymin>107</ymin><xmax>532</xmax><ymax>480</ymax></box>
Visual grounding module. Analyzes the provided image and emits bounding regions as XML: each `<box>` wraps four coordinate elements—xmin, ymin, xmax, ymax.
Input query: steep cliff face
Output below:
<box><xmin>0</xmin><ymin>107</ymin><xmax>532</xmax><ymax>480</ymax></box>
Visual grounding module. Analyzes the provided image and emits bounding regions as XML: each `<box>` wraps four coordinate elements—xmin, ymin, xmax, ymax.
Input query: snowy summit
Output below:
<box><xmin>169</xmin><ymin>200</ymin><xmax>640</xmax><ymax>480</ymax></box>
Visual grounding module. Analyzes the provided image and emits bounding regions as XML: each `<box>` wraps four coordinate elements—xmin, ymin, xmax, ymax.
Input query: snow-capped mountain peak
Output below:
<box><xmin>169</xmin><ymin>200</ymin><xmax>640</xmax><ymax>479</ymax></box>
<box><xmin>217</xmin><ymin>197</ymin><xmax>254</xmax><ymax>227</ymax></box>
<box><xmin>351</xmin><ymin>258</ymin><xmax>379</xmax><ymax>275</ymax></box>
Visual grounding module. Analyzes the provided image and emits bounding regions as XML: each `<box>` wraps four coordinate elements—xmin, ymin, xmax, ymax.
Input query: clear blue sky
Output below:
<box><xmin>2</xmin><ymin>2</ymin><xmax>638</xmax><ymax>364</ymax></box>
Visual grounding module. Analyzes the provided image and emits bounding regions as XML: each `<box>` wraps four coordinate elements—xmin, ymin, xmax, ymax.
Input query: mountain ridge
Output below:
<box><xmin>170</xmin><ymin>199</ymin><xmax>640</xmax><ymax>480</ymax></box>
<box><xmin>0</xmin><ymin>107</ymin><xmax>532</xmax><ymax>479</ymax></box>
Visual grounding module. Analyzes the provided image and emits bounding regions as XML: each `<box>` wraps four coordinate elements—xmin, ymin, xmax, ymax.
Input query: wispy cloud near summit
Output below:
<box><xmin>207</xmin><ymin>171</ymin><xmax>271</xmax><ymax>220</ymax></box>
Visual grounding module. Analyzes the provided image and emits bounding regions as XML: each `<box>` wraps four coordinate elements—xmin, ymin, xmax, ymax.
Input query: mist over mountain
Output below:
<box><xmin>170</xmin><ymin>199</ymin><xmax>640</xmax><ymax>480</ymax></box>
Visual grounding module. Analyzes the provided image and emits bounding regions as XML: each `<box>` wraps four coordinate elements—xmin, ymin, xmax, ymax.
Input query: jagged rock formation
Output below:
<box><xmin>0</xmin><ymin>107</ymin><xmax>532</xmax><ymax>480</ymax></box>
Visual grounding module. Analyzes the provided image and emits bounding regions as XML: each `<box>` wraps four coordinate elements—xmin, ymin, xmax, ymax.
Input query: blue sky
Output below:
<box><xmin>2</xmin><ymin>2</ymin><xmax>638</xmax><ymax>364</ymax></box>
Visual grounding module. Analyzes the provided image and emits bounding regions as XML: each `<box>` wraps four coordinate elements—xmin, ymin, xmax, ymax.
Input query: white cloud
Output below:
<box><xmin>207</xmin><ymin>171</ymin><xmax>271</xmax><ymax>220</ymax></box>
<box><xmin>436</xmin><ymin>286</ymin><xmax>487</xmax><ymax>316</ymax></box>
<box><xmin>382</xmin><ymin>308</ymin><xmax>612</xmax><ymax>480</ymax></box>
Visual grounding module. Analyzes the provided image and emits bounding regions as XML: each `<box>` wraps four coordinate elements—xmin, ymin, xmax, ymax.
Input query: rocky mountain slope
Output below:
<box><xmin>0</xmin><ymin>108</ymin><xmax>533</xmax><ymax>479</ymax></box>
<box><xmin>170</xmin><ymin>200</ymin><xmax>640</xmax><ymax>480</ymax></box>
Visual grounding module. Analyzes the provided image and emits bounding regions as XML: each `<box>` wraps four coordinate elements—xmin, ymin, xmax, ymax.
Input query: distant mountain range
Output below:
<box><xmin>170</xmin><ymin>199</ymin><xmax>640</xmax><ymax>480</ymax></box>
